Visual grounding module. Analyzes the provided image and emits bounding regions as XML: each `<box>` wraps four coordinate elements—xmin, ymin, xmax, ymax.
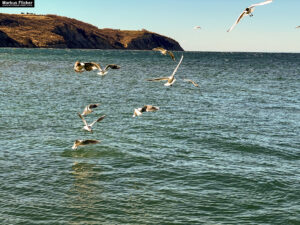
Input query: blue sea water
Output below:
<box><xmin>0</xmin><ymin>48</ymin><xmax>299</xmax><ymax>224</ymax></box>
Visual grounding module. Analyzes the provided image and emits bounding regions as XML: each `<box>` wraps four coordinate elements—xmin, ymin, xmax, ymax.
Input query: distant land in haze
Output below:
<box><xmin>0</xmin><ymin>13</ymin><xmax>183</xmax><ymax>51</ymax></box>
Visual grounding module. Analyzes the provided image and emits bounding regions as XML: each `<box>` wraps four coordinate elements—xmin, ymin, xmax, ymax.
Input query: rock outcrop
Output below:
<box><xmin>0</xmin><ymin>13</ymin><xmax>183</xmax><ymax>51</ymax></box>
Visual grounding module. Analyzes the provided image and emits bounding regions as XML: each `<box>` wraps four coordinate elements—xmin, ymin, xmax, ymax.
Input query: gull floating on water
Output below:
<box><xmin>72</xmin><ymin>139</ymin><xmax>101</xmax><ymax>150</ymax></box>
<box><xmin>74</xmin><ymin>61</ymin><xmax>120</xmax><ymax>75</ymax></box>
<box><xmin>227</xmin><ymin>0</ymin><xmax>273</xmax><ymax>32</ymax></box>
<box><xmin>183</xmin><ymin>79</ymin><xmax>199</xmax><ymax>87</ymax></box>
<box><xmin>81</xmin><ymin>103</ymin><xmax>100</xmax><ymax>116</ymax></box>
<box><xmin>147</xmin><ymin>54</ymin><xmax>184</xmax><ymax>86</ymax></box>
<box><xmin>152</xmin><ymin>47</ymin><xmax>176</xmax><ymax>61</ymax></box>
<box><xmin>78</xmin><ymin>113</ymin><xmax>106</xmax><ymax>133</ymax></box>
<box><xmin>133</xmin><ymin>105</ymin><xmax>159</xmax><ymax>117</ymax></box>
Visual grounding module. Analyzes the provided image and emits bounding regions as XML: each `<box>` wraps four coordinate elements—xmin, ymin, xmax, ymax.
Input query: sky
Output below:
<box><xmin>1</xmin><ymin>0</ymin><xmax>300</xmax><ymax>52</ymax></box>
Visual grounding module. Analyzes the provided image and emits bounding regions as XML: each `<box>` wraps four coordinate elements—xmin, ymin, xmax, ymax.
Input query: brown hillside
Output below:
<box><xmin>0</xmin><ymin>13</ymin><xmax>183</xmax><ymax>50</ymax></box>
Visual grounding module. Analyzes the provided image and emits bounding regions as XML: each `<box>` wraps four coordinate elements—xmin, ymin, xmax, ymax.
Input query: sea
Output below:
<box><xmin>0</xmin><ymin>48</ymin><xmax>299</xmax><ymax>225</ymax></box>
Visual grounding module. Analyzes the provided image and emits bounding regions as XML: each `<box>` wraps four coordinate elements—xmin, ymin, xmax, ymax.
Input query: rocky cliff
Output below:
<box><xmin>0</xmin><ymin>13</ymin><xmax>183</xmax><ymax>50</ymax></box>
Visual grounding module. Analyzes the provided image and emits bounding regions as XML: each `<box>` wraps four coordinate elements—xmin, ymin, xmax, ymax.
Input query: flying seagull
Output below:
<box><xmin>72</xmin><ymin>139</ymin><xmax>101</xmax><ymax>150</ymax></box>
<box><xmin>74</xmin><ymin>61</ymin><xmax>99</xmax><ymax>72</ymax></box>
<box><xmin>147</xmin><ymin>54</ymin><xmax>184</xmax><ymax>86</ymax></box>
<box><xmin>74</xmin><ymin>61</ymin><xmax>120</xmax><ymax>75</ymax></box>
<box><xmin>94</xmin><ymin>64</ymin><xmax>121</xmax><ymax>76</ymax></box>
<box><xmin>194</xmin><ymin>26</ymin><xmax>201</xmax><ymax>30</ymax></box>
<box><xmin>227</xmin><ymin>0</ymin><xmax>273</xmax><ymax>32</ymax></box>
<box><xmin>183</xmin><ymin>79</ymin><xmax>199</xmax><ymax>87</ymax></box>
<box><xmin>133</xmin><ymin>105</ymin><xmax>159</xmax><ymax>117</ymax></box>
<box><xmin>78</xmin><ymin>113</ymin><xmax>106</xmax><ymax>133</ymax></box>
<box><xmin>81</xmin><ymin>103</ymin><xmax>100</xmax><ymax>116</ymax></box>
<box><xmin>152</xmin><ymin>47</ymin><xmax>176</xmax><ymax>61</ymax></box>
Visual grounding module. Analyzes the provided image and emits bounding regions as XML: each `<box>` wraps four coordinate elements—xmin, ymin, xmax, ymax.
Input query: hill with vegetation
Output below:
<box><xmin>0</xmin><ymin>13</ymin><xmax>183</xmax><ymax>50</ymax></box>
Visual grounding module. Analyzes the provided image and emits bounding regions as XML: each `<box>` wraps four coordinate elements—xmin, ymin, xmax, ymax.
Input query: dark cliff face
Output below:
<box><xmin>0</xmin><ymin>13</ymin><xmax>184</xmax><ymax>51</ymax></box>
<box><xmin>52</xmin><ymin>24</ymin><xmax>114</xmax><ymax>49</ymax></box>
<box><xmin>0</xmin><ymin>30</ymin><xmax>22</xmax><ymax>47</ymax></box>
<box><xmin>126</xmin><ymin>33</ymin><xmax>183</xmax><ymax>51</ymax></box>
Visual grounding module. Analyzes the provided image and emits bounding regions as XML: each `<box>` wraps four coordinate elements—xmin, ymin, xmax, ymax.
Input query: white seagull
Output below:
<box><xmin>81</xmin><ymin>103</ymin><xmax>100</xmax><ymax>116</ymax></box>
<box><xmin>133</xmin><ymin>105</ymin><xmax>159</xmax><ymax>117</ymax></box>
<box><xmin>147</xmin><ymin>54</ymin><xmax>184</xmax><ymax>86</ymax></box>
<box><xmin>227</xmin><ymin>0</ymin><xmax>273</xmax><ymax>32</ymax></box>
<box><xmin>72</xmin><ymin>139</ymin><xmax>101</xmax><ymax>150</ymax></box>
<box><xmin>296</xmin><ymin>26</ymin><xmax>300</xmax><ymax>29</ymax></box>
<box><xmin>152</xmin><ymin>47</ymin><xmax>176</xmax><ymax>61</ymax></box>
<box><xmin>78</xmin><ymin>113</ymin><xmax>106</xmax><ymax>133</ymax></box>
<box><xmin>95</xmin><ymin>64</ymin><xmax>121</xmax><ymax>76</ymax></box>
<box><xmin>194</xmin><ymin>26</ymin><xmax>201</xmax><ymax>30</ymax></box>
<box><xmin>74</xmin><ymin>61</ymin><xmax>120</xmax><ymax>75</ymax></box>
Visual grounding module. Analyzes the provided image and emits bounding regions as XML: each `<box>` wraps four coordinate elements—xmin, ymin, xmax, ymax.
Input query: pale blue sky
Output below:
<box><xmin>1</xmin><ymin>0</ymin><xmax>300</xmax><ymax>52</ymax></box>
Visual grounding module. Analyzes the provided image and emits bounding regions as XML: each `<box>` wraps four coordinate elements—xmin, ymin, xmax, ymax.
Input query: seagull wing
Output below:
<box><xmin>152</xmin><ymin>47</ymin><xmax>165</xmax><ymax>53</ymax></box>
<box><xmin>171</xmin><ymin>54</ymin><xmax>184</xmax><ymax>77</ymax></box>
<box><xmin>147</xmin><ymin>77</ymin><xmax>169</xmax><ymax>81</ymax></box>
<box><xmin>184</xmin><ymin>79</ymin><xmax>199</xmax><ymax>87</ymax></box>
<box><xmin>88</xmin><ymin>103</ymin><xmax>100</xmax><ymax>109</ymax></box>
<box><xmin>81</xmin><ymin>140</ymin><xmax>100</xmax><ymax>145</ymax></box>
<box><xmin>78</xmin><ymin>112</ymin><xmax>88</xmax><ymax>127</ymax></box>
<box><xmin>90</xmin><ymin>62</ymin><xmax>103</xmax><ymax>71</ymax></box>
<box><xmin>167</xmin><ymin>51</ymin><xmax>176</xmax><ymax>61</ymax></box>
<box><xmin>104</xmin><ymin>64</ymin><xmax>121</xmax><ymax>71</ymax></box>
<box><xmin>145</xmin><ymin>105</ymin><xmax>159</xmax><ymax>112</ymax></box>
<box><xmin>250</xmin><ymin>0</ymin><xmax>272</xmax><ymax>8</ymax></box>
<box><xmin>81</xmin><ymin>106</ymin><xmax>89</xmax><ymax>115</ymax></box>
<box><xmin>227</xmin><ymin>11</ymin><xmax>246</xmax><ymax>32</ymax></box>
<box><xmin>90</xmin><ymin>115</ymin><xmax>106</xmax><ymax>127</ymax></box>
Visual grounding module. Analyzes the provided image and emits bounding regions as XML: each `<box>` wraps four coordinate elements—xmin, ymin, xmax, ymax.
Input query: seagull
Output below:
<box><xmin>194</xmin><ymin>26</ymin><xmax>201</xmax><ymax>30</ymax></box>
<box><xmin>94</xmin><ymin>64</ymin><xmax>121</xmax><ymax>76</ymax></box>
<box><xmin>296</xmin><ymin>26</ymin><xmax>300</xmax><ymax>29</ymax></box>
<box><xmin>147</xmin><ymin>54</ymin><xmax>184</xmax><ymax>86</ymax></box>
<box><xmin>152</xmin><ymin>47</ymin><xmax>176</xmax><ymax>61</ymax></box>
<box><xmin>133</xmin><ymin>105</ymin><xmax>159</xmax><ymax>117</ymax></box>
<box><xmin>227</xmin><ymin>0</ymin><xmax>273</xmax><ymax>32</ymax></box>
<box><xmin>81</xmin><ymin>103</ymin><xmax>100</xmax><ymax>116</ymax></box>
<box><xmin>78</xmin><ymin>113</ymin><xmax>106</xmax><ymax>133</ymax></box>
<box><xmin>74</xmin><ymin>61</ymin><xmax>99</xmax><ymax>72</ymax></box>
<box><xmin>72</xmin><ymin>139</ymin><xmax>101</xmax><ymax>150</ymax></box>
<box><xmin>183</xmin><ymin>79</ymin><xmax>199</xmax><ymax>87</ymax></box>
<box><xmin>74</xmin><ymin>61</ymin><xmax>120</xmax><ymax>75</ymax></box>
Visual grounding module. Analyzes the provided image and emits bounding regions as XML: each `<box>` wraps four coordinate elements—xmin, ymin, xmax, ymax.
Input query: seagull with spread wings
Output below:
<box><xmin>77</xmin><ymin>113</ymin><xmax>106</xmax><ymax>133</ymax></box>
<box><xmin>227</xmin><ymin>0</ymin><xmax>273</xmax><ymax>32</ymax></box>
<box><xmin>74</xmin><ymin>61</ymin><xmax>120</xmax><ymax>75</ymax></box>
<box><xmin>72</xmin><ymin>139</ymin><xmax>101</xmax><ymax>150</ymax></box>
<box><xmin>132</xmin><ymin>105</ymin><xmax>159</xmax><ymax>117</ymax></box>
<box><xmin>81</xmin><ymin>103</ymin><xmax>100</xmax><ymax>116</ymax></box>
<box><xmin>94</xmin><ymin>63</ymin><xmax>121</xmax><ymax>76</ymax></box>
<box><xmin>152</xmin><ymin>47</ymin><xmax>176</xmax><ymax>61</ymax></box>
<box><xmin>147</xmin><ymin>55</ymin><xmax>184</xmax><ymax>86</ymax></box>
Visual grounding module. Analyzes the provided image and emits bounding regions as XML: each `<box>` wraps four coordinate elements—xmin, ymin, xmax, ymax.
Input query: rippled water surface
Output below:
<box><xmin>0</xmin><ymin>48</ymin><xmax>299</xmax><ymax>224</ymax></box>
